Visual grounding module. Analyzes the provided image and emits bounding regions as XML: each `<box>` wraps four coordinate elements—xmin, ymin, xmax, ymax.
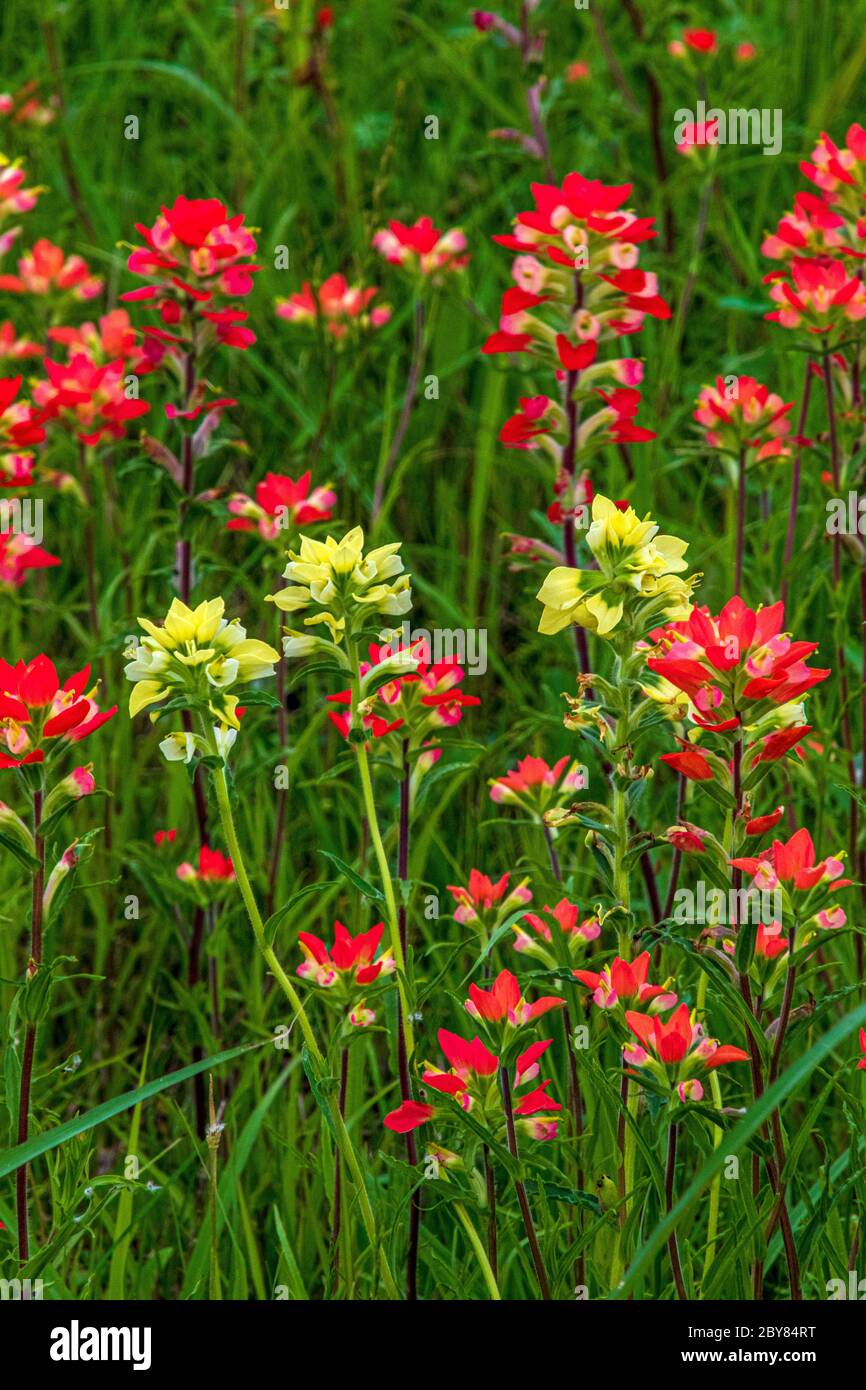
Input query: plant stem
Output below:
<box><xmin>177</xmin><ymin>344</ymin><xmax>196</xmax><ymax>604</ymax></box>
<box><xmin>397</xmin><ymin>737</ymin><xmax>421</xmax><ymax>1300</ymax></box>
<box><xmin>543</xmin><ymin>820</ymin><xmax>585</xmax><ymax>1286</ymax></box>
<box><xmin>561</xmin><ymin>274</ymin><xmax>591</xmax><ymax>681</ymax></box>
<box><xmin>16</xmin><ymin>786</ymin><xmax>45</xmax><ymax>1264</ymax></box>
<box><xmin>764</xmin><ymin>941</ymin><xmax>802</xmax><ymax>1297</ymax></box>
<box><xmin>734</xmin><ymin>444</ymin><xmax>746</xmax><ymax>593</ymax></box>
<box><xmin>731</xmin><ymin>734</ymin><xmax>801</xmax><ymax>1298</ymax></box>
<box><xmin>372</xmin><ymin>299</ymin><xmax>426</xmax><ymax>524</ymax></box>
<box><xmin>210</xmin><ymin>763</ymin><xmax>399</xmax><ymax>1298</ymax></box>
<box><xmin>453</xmin><ymin>1201</ymin><xmax>502</xmax><ymax>1300</ymax></box>
<box><xmin>665</xmin><ymin>1121</ymin><xmax>687</xmax><ymax>1299</ymax></box>
<box><xmin>499</xmin><ymin>1063</ymin><xmax>551</xmax><ymax>1299</ymax></box>
<box><xmin>483</xmin><ymin>1146</ymin><xmax>498</xmax><ymax>1281</ymax></box>
<box><xmin>696</xmin><ymin>971</ymin><xmax>723</xmax><ymax>1286</ymax></box>
<box><xmin>661</xmin><ymin>772</ymin><xmax>686</xmax><ymax>921</ymax></box>
<box><xmin>330</xmin><ymin>1045</ymin><xmax>349</xmax><ymax>1293</ymax></box>
<box><xmin>79</xmin><ymin>442</ymin><xmax>100</xmax><ymax>635</ymax></box>
<box><xmin>267</xmin><ymin>620</ymin><xmax>289</xmax><ymax>915</ymax></box>
<box><xmin>351</xmin><ymin>736</ymin><xmax>414</xmax><ymax>1063</ymax></box>
<box><xmin>207</xmin><ymin>1075</ymin><xmax>222</xmax><ymax>1300</ymax></box>
<box><xmin>781</xmin><ymin>360</ymin><xmax>813</xmax><ymax>608</ymax></box>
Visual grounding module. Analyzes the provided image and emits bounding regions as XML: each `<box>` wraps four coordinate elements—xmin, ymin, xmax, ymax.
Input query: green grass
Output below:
<box><xmin>1</xmin><ymin>0</ymin><xmax>865</xmax><ymax>1301</ymax></box>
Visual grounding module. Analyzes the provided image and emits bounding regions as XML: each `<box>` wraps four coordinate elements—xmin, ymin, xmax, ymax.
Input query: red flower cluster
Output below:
<box><xmin>484</xmin><ymin>172</ymin><xmax>666</xmax><ymax>528</ymax></box>
<box><xmin>276</xmin><ymin>273</ymin><xmax>391</xmax><ymax>338</ymax></box>
<box><xmin>227</xmin><ymin>470</ymin><xmax>337</xmax><ymax>540</ymax></box>
<box><xmin>122</xmin><ymin>194</ymin><xmax>260</xmax><ymax>352</ymax></box>
<box><xmin>385</xmin><ymin>1027</ymin><xmax>561</xmax><ymax>1142</ymax></box>
<box><xmin>647</xmin><ymin>597</ymin><xmax>829</xmax><ymax>781</ymax></box>
<box><xmin>0</xmin><ymin>656</ymin><xmax>116</xmax><ymax>767</ymax></box>
<box><xmin>372</xmin><ymin>216</ymin><xmax>468</xmax><ymax>279</ymax></box>
<box><xmin>0</xmin><ymin>373</ymin><xmax>46</xmax><ymax>485</ymax></box>
<box><xmin>176</xmin><ymin>843</ymin><xmax>235</xmax><ymax>884</ymax></box>
<box><xmin>694</xmin><ymin>375</ymin><xmax>794</xmax><ymax>462</ymax></box>
<box><xmin>0</xmin><ymin>532</ymin><xmax>60</xmax><ymax>588</ymax></box>
<box><xmin>0</xmin><ymin>237</ymin><xmax>102</xmax><ymax>299</ymax></box>
<box><xmin>327</xmin><ymin>638</ymin><xmax>479</xmax><ymax>751</ymax></box>
<box><xmin>762</xmin><ymin>125</ymin><xmax>866</xmax><ymax>338</ymax></box>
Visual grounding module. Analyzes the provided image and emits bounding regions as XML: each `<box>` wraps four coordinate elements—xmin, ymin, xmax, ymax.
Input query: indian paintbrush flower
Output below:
<box><xmin>623</xmin><ymin>1003</ymin><xmax>749</xmax><ymax>1103</ymax></box>
<box><xmin>0</xmin><ymin>655</ymin><xmax>116</xmax><ymax>766</ymax></box>
<box><xmin>536</xmin><ymin>493</ymin><xmax>696</xmax><ymax>638</ymax></box>
<box><xmin>573</xmin><ymin>951</ymin><xmax>677</xmax><ymax>1016</ymax></box>
<box><xmin>384</xmin><ymin>1027</ymin><xmax>561</xmax><ymax>1141</ymax></box>
<box><xmin>124</xmin><ymin>596</ymin><xmax>278</xmax><ymax>748</ymax></box>
<box><xmin>266</xmin><ymin>526</ymin><xmax>413</xmax><ymax>664</ymax></box>
<box><xmin>296</xmin><ymin>919</ymin><xmax>396</xmax><ymax>1027</ymax></box>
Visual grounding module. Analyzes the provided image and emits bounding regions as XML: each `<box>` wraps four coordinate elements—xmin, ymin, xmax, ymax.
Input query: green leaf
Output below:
<box><xmin>264</xmin><ymin>881</ymin><xmax>334</xmax><ymax>937</ymax></box>
<box><xmin>0</xmin><ymin>1040</ymin><xmax>265</xmax><ymax>1182</ymax></box>
<box><xmin>613</xmin><ymin>999</ymin><xmax>866</xmax><ymax>1298</ymax></box>
<box><xmin>0</xmin><ymin>829</ymin><xmax>40</xmax><ymax>873</ymax></box>
<box><xmin>273</xmin><ymin>1205</ymin><xmax>310</xmax><ymax>1299</ymax></box>
<box><xmin>301</xmin><ymin>1044</ymin><xmax>337</xmax><ymax>1139</ymax></box>
<box><xmin>318</xmin><ymin>849</ymin><xmax>384</xmax><ymax>903</ymax></box>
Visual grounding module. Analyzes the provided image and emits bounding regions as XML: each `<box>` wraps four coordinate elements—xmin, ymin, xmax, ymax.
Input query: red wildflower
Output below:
<box><xmin>489</xmin><ymin>753</ymin><xmax>585</xmax><ymax>807</ymax></box>
<box><xmin>34</xmin><ymin>353</ymin><xmax>150</xmax><ymax>446</ymax></box>
<box><xmin>372</xmin><ymin>216</ymin><xmax>468</xmax><ymax>277</ymax></box>
<box><xmin>464</xmin><ymin>968</ymin><xmax>564</xmax><ymax>1028</ymax></box>
<box><xmin>574</xmin><ymin>951</ymin><xmax>677</xmax><ymax>1013</ymax></box>
<box><xmin>694</xmin><ymin>376</ymin><xmax>794</xmax><ymax>461</ymax></box>
<box><xmin>0</xmin><ymin>656</ymin><xmax>116</xmax><ymax>766</ymax></box>
<box><xmin>0</xmin><ymin>533</ymin><xmax>60</xmax><ymax>589</ymax></box>
<box><xmin>176</xmin><ymin>844</ymin><xmax>235</xmax><ymax>884</ymax></box>
<box><xmin>659</xmin><ymin>747</ymin><xmax>715</xmax><ymax>781</ymax></box>
<box><xmin>0</xmin><ymin>238</ymin><xmax>102</xmax><ymax>299</ymax></box>
<box><xmin>729</xmin><ymin>827</ymin><xmax>846</xmax><ymax>893</ymax></box>
<box><xmin>123</xmin><ymin>195</ymin><xmax>260</xmax><ymax>351</ymax></box>
<box><xmin>276</xmin><ymin>273</ymin><xmax>390</xmax><ymax>337</ymax></box>
<box><xmin>296</xmin><ymin>919</ymin><xmax>394</xmax><ymax>990</ymax></box>
<box><xmin>683</xmin><ymin>29</ymin><xmax>717</xmax><ymax>53</ymax></box>
<box><xmin>765</xmin><ymin>255</ymin><xmax>866</xmax><ymax>335</ymax></box>
<box><xmin>745</xmin><ymin>806</ymin><xmax>785</xmax><ymax>836</ymax></box>
<box><xmin>227</xmin><ymin>470</ymin><xmax>337</xmax><ymax>540</ymax></box>
<box><xmin>647</xmin><ymin>597</ymin><xmax>830</xmax><ymax>722</ymax></box>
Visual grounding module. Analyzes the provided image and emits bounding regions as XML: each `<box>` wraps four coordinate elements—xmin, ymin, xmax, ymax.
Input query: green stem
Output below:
<box><xmin>350</xmin><ymin>659</ymin><xmax>414</xmax><ymax>1063</ymax></box>
<box><xmin>211</xmin><ymin>763</ymin><xmax>399</xmax><ymax>1298</ymax></box>
<box><xmin>453</xmin><ymin>1201</ymin><xmax>502</xmax><ymax>1300</ymax></box>
<box><xmin>697</xmin><ymin>970</ymin><xmax>723</xmax><ymax>1285</ymax></box>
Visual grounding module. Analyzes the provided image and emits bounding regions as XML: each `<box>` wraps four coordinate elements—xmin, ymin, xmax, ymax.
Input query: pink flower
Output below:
<box><xmin>0</xmin><ymin>238</ymin><xmax>102</xmax><ymax>299</ymax></box>
<box><xmin>0</xmin><ymin>533</ymin><xmax>59</xmax><ymax>589</ymax></box>
<box><xmin>227</xmin><ymin>470</ymin><xmax>336</xmax><ymax>540</ymax></box>
<box><xmin>276</xmin><ymin>273</ymin><xmax>390</xmax><ymax>337</ymax></box>
<box><xmin>373</xmin><ymin>216</ymin><xmax>468</xmax><ymax>278</ymax></box>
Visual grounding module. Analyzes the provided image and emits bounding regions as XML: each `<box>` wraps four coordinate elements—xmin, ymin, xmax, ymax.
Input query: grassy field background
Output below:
<box><xmin>1</xmin><ymin>0</ymin><xmax>865</xmax><ymax>1301</ymax></box>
